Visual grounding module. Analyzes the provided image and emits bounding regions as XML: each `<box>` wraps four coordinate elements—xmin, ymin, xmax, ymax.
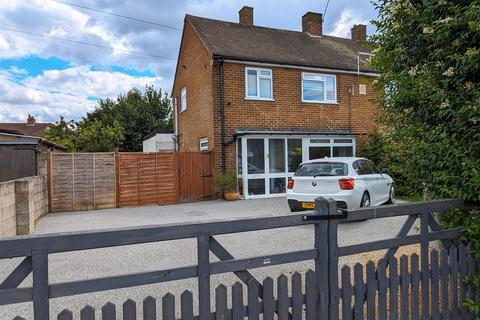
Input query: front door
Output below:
<box><xmin>243</xmin><ymin>138</ymin><xmax>287</xmax><ymax>198</ymax></box>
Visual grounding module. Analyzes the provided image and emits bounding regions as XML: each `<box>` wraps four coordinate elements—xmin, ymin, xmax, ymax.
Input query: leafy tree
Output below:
<box><xmin>45</xmin><ymin>86</ymin><xmax>172</xmax><ymax>152</ymax></box>
<box><xmin>75</xmin><ymin>119</ymin><xmax>124</xmax><ymax>152</ymax></box>
<box><xmin>87</xmin><ymin>86</ymin><xmax>172</xmax><ymax>151</ymax></box>
<box><xmin>44</xmin><ymin>116</ymin><xmax>77</xmax><ymax>151</ymax></box>
<box><xmin>370</xmin><ymin>0</ymin><xmax>480</xmax><ymax>311</ymax></box>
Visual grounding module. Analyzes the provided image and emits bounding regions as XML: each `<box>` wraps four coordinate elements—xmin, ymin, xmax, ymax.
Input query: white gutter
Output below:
<box><xmin>222</xmin><ymin>59</ymin><xmax>380</xmax><ymax>77</ymax></box>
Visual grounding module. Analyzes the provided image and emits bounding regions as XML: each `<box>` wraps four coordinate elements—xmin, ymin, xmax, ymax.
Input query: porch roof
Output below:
<box><xmin>234</xmin><ymin>128</ymin><xmax>354</xmax><ymax>136</ymax></box>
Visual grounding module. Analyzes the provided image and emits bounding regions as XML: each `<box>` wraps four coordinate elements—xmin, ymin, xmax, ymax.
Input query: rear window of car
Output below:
<box><xmin>294</xmin><ymin>162</ymin><xmax>348</xmax><ymax>177</ymax></box>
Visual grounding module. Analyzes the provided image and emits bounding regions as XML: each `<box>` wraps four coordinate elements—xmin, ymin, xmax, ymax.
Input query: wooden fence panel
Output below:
<box><xmin>117</xmin><ymin>152</ymin><xmax>177</xmax><ymax>207</ymax></box>
<box><xmin>50</xmin><ymin>153</ymin><xmax>115</xmax><ymax>212</ymax></box>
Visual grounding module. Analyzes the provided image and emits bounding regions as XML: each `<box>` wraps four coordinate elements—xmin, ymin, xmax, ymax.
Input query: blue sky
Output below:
<box><xmin>0</xmin><ymin>0</ymin><xmax>377</xmax><ymax>123</ymax></box>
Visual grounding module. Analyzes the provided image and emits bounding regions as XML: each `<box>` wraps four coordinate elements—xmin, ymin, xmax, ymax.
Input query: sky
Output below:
<box><xmin>0</xmin><ymin>0</ymin><xmax>377</xmax><ymax>123</ymax></box>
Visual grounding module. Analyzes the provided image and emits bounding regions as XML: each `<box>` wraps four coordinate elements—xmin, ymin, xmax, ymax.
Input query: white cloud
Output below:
<box><xmin>0</xmin><ymin>66</ymin><xmax>166</xmax><ymax>122</ymax></box>
<box><xmin>0</xmin><ymin>0</ymin><xmax>377</xmax><ymax>122</ymax></box>
<box><xmin>330</xmin><ymin>9</ymin><xmax>369</xmax><ymax>38</ymax></box>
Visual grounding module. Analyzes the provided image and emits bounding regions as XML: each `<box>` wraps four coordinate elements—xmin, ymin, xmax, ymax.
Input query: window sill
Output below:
<box><xmin>301</xmin><ymin>100</ymin><xmax>339</xmax><ymax>105</ymax></box>
<box><xmin>245</xmin><ymin>97</ymin><xmax>275</xmax><ymax>102</ymax></box>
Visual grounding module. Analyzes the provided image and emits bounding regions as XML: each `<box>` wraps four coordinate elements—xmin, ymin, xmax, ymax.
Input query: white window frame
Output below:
<box><xmin>199</xmin><ymin>138</ymin><xmax>208</xmax><ymax>151</ymax></box>
<box><xmin>301</xmin><ymin>72</ymin><xmax>337</xmax><ymax>104</ymax></box>
<box><xmin>245</xmin><ymin>67</ymin><xmax>273</xmax><ymax>101</ymax></box>
<box><xmin>180</xmin><ymin>87</ymin><xmax>187</xmax><ymax>112</ymax></box>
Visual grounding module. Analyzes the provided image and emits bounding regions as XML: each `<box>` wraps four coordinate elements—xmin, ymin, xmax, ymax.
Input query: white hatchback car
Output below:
<box><xmin>286</xmin><ymin>157</ymin><xmax>394</xmax><ymax>212</ymax></box>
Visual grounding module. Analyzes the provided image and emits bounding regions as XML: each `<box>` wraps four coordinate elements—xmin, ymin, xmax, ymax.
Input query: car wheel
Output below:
<box><xmin>360</xmin><ymin>192</ymin><xmax>371</xmax><ymax>208</ymax></box>
<box><xmin>386</xmin><ymin>186</ymin><xmax>395</xmax><ymax>204</ymax></box>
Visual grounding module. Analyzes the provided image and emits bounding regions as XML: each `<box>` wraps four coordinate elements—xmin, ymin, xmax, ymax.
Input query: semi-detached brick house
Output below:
<box><xmin>171</xmin><ymin>6</ymin><xmax>379</xmax><ymax>199</ymax></box>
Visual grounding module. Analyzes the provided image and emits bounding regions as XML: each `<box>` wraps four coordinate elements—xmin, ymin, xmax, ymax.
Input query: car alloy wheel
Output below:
<box><xmin>361</xmin><ymin>193</ymin><xmax>370</xmax><ymax>208</ymax></box>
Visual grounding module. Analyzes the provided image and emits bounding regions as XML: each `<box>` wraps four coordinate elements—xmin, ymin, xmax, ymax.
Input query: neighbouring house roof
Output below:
<box><xmin>234</xmin><ymin>128</ymin><xmax>354</xmax><ymax>136</ymax></box>
<box><xmin>0</xmin><ymin>132</ymin><xmax>66</xmax><ymax>150</ymax></box>
<box><xmin>0</xmin><ymin>122</ymin><xmax>52</xmax><ymax>138</ymax></box>
<box><xmin>187</xmin><ymin>15</ymin><xmax>375</xmax><ymax>74</ymax></box>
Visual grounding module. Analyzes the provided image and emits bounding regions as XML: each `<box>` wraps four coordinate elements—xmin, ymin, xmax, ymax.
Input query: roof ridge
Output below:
<box><xmin>186</xmin><ymin>14</ymin><xmax>358</xmax><ymax>42</ymax></box>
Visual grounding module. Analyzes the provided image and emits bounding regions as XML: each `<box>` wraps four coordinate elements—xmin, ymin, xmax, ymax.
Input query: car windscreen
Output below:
<box><xmin>294</xmin><ymin>162</ymin><xmax>348</xmax><ymax>177</ymax></box>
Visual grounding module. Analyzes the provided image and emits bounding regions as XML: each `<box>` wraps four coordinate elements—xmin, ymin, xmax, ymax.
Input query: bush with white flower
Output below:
<box><xmin>367</xmin><ymin>0</ymin><xmax>480</xmax><ymax>312</ymax></box>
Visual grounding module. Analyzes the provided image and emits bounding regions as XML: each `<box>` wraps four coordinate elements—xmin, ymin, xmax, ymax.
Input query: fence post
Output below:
<box><xmin>32</xmin><ymin>250</ymin><xmax>49</xmax><ymax>320</ymax></box>
<box><xmin>420</xmin><ymin>209</ymin><xmax>430</xmax><ymax>320</ymax></box>
<box><xmin>47</xmin><ymin>151</ymin><xmax>52</xmax><ymax>213</ymax></box>
<box><xmin>313</xmin><ymin>197</ymin><xmax>338</xmax><ymax>319</ymax></box>
<box><xmin>327</xmin><ymin>199</ymin><xmax>339</xmax><ymax>319</ymax></box>
<box><xmin>197</xmin><ymin>235</ymin><xmax>211</xmax><ymax>320</ymax></box>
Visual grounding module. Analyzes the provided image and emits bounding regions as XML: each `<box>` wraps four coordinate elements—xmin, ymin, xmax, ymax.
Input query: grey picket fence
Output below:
<box><xmin>1</xmin><ymin>198</ymin><xmax>478</xmax><ymax>320</ymax></box>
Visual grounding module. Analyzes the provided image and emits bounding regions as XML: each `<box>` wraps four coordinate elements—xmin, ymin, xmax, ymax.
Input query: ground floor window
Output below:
<box><xmin>236</xmin><ymin>135</ymin><xmax>355</xmax><ymax>198</ymax></box>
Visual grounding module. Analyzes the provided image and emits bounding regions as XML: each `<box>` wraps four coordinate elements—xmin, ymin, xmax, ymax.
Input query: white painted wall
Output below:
<box><xmin>143</xmin><ymin>133</ymin><xmax>175</xmax><ymax>152</ymax></box>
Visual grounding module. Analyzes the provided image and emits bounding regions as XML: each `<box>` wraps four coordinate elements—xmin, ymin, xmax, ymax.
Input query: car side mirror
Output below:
<box><xmin>380</xmin><ymin>168</ymin><xmax>389</xmax><ymax>174</ymax></box>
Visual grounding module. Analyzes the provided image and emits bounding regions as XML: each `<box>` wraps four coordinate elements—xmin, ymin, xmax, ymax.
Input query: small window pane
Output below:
<box><xmin>259</xmin><ymin>78</ymin><xmax>272</xmax><ymax>99</ymax></box>
<box><xmin>199</xmin><ymin>139</ymin><xmax>208</xmax><ymax>151</ymax></box>
<box><xmin>181</xmin><ymin>87</ymin><xmax>187</xmax><ymax>111</ymax></box>
<box><xmin>310</xmin><ymin>139</ymin><xmax>330</xmax><ymax>144</ymax></box>
<box><xmin>333</xmin><ymin>139</ymin><xmax>352</xmax><ymax>143</ymax></box>
<box><xmin>303</xmin><ymin>80</ymin><xmax>324</xmax><ymax>101</ymax></box>
<box><xmin>247</xmin><ymin>70</ymin><xmax>257</xmax><ymax>96</ymax></box>
<box><xmin>287</xmin><ymin>139</ymin><xmax>302</xmax><ymax>172</ymax></box>
<box><xmin>248</xmin><ymin>179</ymin><xmax>265</xmax><ymax>195</ymax></box>
<box><xmin>260</xmin><ymin>70</ymin><xmax>271</xmax><ymax>76</ymax></box>
<box><xmin>309</xmin><ymin>146</ymin><xmax>330</xmax><ymax>160</ymax></box>
<box><xmin>303</xmin><ymin>73</ymin><xmax>325</xmax><ymax>81</ymax></box>
<box><xmin>326</xmin><ymin>76</ymin><xmax>335</xmax><ymax>101</ymax></box>
<box><xmin>270</xmin><ymin>178</ymin><xmax>286</xmax><ymax>194</ymax></box>
<box><xmin>333</xmin><ymin>146</ymin><xmax>353</xmax><ymax>157</ymax></box>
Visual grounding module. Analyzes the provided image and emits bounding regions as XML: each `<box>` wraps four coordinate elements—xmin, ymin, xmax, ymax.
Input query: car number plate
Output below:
<box><xmin>301</xmin><ymin>202</ymin><xmax>315</xmax><ymax>209</ymax></box>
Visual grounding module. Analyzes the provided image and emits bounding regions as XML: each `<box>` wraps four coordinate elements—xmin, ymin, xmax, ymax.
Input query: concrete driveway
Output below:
<box><xmin>0</xmin><ymin>197</ymin><xmax>413</xmax><ymax>319</ymax></box>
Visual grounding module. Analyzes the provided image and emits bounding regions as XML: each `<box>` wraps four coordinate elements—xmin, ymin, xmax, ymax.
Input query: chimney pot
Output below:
<box><xmin>302</xmin><ymin>12</ymin><xmax>323</xmax><ymax>36</ymax></box>
<box><xmin>239</xmin><ymin>6</ymin><xmax>253</xmax><ymax>25</ymax></box>
<box><xmin>27</xmin><ymin>114</ymin><xmax>35</xmax><ymax>126</ymax></box>
<box><xmin>351</xmin><ymin>24</ymin><xmax>367</xmax><ymax>42</ymax></box>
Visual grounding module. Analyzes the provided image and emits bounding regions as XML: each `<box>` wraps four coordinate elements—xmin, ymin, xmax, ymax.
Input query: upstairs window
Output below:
<box><xmin>302</xmin><ymin>73</ymin><xmax>337</xmax><ymax>103</ymax></box>
<box><xmin>245</xmin><ymin>67</ymin><xmax>272</xmax><ymax>100</ymax></box>
<box><xmin>180</xmin><ymin>87</ymin><xmax>187</xmax><ymax>112</ymax></box>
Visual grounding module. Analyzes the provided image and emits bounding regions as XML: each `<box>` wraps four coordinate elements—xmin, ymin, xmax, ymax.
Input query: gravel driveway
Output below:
<box><xmin>0</xmin><ymin>197</ymin><xmax>413</xmax><ymax>319</ymax></box>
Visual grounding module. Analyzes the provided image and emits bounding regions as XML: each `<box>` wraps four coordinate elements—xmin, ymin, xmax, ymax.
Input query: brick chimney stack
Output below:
<box><xmin>302</xmin><ymin>12</ymin><xmax>323</xmax><ymax>36</ymax></box>
<box><xmin>27</xmin><ymin>114</ymin><xmax>36</xmax><ymax>126</ymax></box>
<box><xmin>351</xmin><ymin>24</ymin><xmax>367</xmax><ymax>42</ymax></box>
<box><xmin>239</xmin><ymin>6</ymin><xmax>253</xmax><ymax>25</ymax></box>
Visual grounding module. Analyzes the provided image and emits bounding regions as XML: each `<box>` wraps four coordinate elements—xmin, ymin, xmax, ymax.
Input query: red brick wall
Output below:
<box><xmin>172</xmin><ymin>25</ymin><xmax>379</xmax><ymax>174</ymax></box>
<box><xmin>172</xmin><ymin>20</ymin><xmax>214</xmax><ymax>152</ymax></box>
<box><xmin>212</xmin><ymin>62</ymin><xmax>379</xmax><ymax>172</ymax></box>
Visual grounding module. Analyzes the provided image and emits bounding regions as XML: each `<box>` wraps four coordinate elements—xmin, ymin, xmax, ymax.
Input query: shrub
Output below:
<box><xmin>214</xmin><ymin>170</ymin><xmax>238</xmax><ymax>193</ymax></box>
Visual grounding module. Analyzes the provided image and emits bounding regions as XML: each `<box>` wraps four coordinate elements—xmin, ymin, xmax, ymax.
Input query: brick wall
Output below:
<box><xmin>0</xmin><ymin>176</ymin><xmax>48</xmax><ymax>237</ymax></box>
<box><xmin>0</xmin><ymin>181</ymin><xmax>16</xmax><ymax>237</ymax></box>
<box><xmin>212</xmin><ymin>62</ymin><xmax>378</xmax><ymax>172</ymax></box>
<box><xmin>172</xmin><ymin>20</ymin><xmax>215</xmax><ymax>153</ymax></box>
<box><xmin>173</xmin><ymin>25</ymin><xmax>379</xmax><ymax>174</ymax></box>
